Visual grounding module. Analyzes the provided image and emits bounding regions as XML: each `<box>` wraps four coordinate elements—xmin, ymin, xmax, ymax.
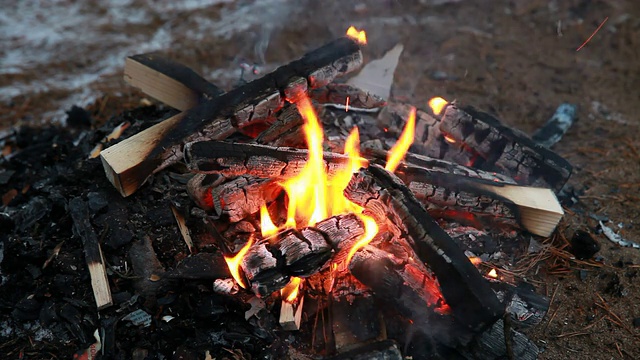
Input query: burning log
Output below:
<box><xmin>101</xmin><ymin>36</ymin><xmax>364</xmax><ymax>197</ymax></box>
<box><xmin>254</xmin><ymin>104</ymin><xmax>304</xmax><ymax>145</ymax></box>
<box><xmin>438</xmin><ymin>103</ymin><xmax>572</xmax><ymax>192</ymax></box>
<box><xmin>124</xmin><ymin>53</ymin><xmax>224</xmax><ymax>111</ymax></box>
<box><xmin>344</xmin><ymin>164</ymin><xmax>503</xmax><ymax>332</ymax></box>
<box><xmin>187</xmin><ymin>175</ymin><xmax>282</xmax><ymax>222</ymax></box>
<box><xmin>311</xmin><ymin>83</ymin><xmax>386</xmax><ymax>110</ymax></box>
<box><xmin>69</xmin><ymin>197</ymin><xmax>113</xmax><ymax>310</ymax></box>
<box><xmin>396</xmin><ymin>164</ymin><xmax>563</xmax><ymax>237</ymax></box>
<box><xmin>238</xmin><ymin>214</ymin><xmax>365</xmax><ymax>297</ymax></box>
<box><xmin>184</xmin><ymin>141</ymin><xmax>352</xmax><ymax>179</ymax></box>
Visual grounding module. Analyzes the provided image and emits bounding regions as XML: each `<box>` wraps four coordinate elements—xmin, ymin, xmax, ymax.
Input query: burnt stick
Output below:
<box><xmin>102</xmin><ymin>36</ymin><xmax>363</xmax><ymax>197</ymax></box>
<box><xmin>344</xmin><ymin>164</ymin><xmax>503</xmax><ymax>332</ymax></box>
<box><xmin>69</xmin><ymin>197</ymin><xmax>113</xmax><ymax>310</ymax></box>
<box><xmin>124</xmin><ymin>53</ymin><xmax>224</xmax><ymax>111</ymax></box>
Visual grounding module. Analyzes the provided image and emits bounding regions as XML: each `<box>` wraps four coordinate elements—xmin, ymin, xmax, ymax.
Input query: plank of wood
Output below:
<box><xmin>279</xmin><ymin>295</ymin><xmax>304</xmax><ymax>331</ymax></box>
<box><xmin>69</xmin><ymin>197</ymin><xmax>113</xmax><ymax>310</ymax></box>
<box><xmin>124</xmin><ymin>54</ymin><xmax>223</xmax><ymax>111</ymax></box>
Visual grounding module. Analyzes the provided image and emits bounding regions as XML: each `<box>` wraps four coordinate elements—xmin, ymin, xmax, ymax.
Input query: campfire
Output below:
<box><xmin>90</xmin><ymin>27</ymin><xmax>572</xmax><ymax>359</ymax></box>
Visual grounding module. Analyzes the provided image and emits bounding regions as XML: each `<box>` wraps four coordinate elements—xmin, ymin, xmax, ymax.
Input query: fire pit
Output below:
<box><xmin>87</xmin><ymin>27</ymin><xmax>569</xmax><ymax>359</ymax></box>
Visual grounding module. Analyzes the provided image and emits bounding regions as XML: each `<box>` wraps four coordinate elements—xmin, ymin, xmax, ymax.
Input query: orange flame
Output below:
<box><xmin>468</xmin><ymin>256</ymin><xmax>482</xmax><ymax>266</ymax></box>
<box><xmin>428</xmin><ymin>97</ymin><xmax>448</xmax><ymax>115</ymax></box>
<box><xmin>385</xmin><ymin>107</ymin><xmax>416</xmax><ymax>172</ymax></box>
<box><xmin>443</xmin><ymin>134</ymin><xmax>456</xmax><ymax>144</ymax></box>
<box><xmin>346</xmin><ymin>26</ymin><xmax>367</xmax><ymax>45</ymax></box>
<box><xmin>260</xmin><ymin>205</ymin><xmax>278</xmax><ymax>237</ymax></box>
<box><xmin>281</xmin><ymin>277</ymin><xmax>302</xmax><ymax>303</ymax></box>
<box><xmin>488</xmin><ymin>268</ymin><xmax>498</xmax><ymax>278</ymax></box>
<box><xmin>224</xmin><ymin>237</ymin><xmax>254</xmax><ymax>289</ymax></box>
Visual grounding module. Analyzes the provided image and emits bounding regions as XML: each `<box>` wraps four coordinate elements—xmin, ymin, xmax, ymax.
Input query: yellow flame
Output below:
<box><xmin>346</xmin><ymin>26</ymin><xmax>367</xmax><ymax>45</ymax></box>
<box><xmin>260</xmin><ymin>205</ymin><xmax>278</xmax><ymax>237</ymax></box>
<box><xmin>385</xmin><ymin>107</ymin><xmax>415</xmax><ymax>172</ymax></box>
<box><xmin>346</xmin><ymin>215</ymin><xmax>379</xmax><ymax>264</ymax></box>
<box><xmin>488</xmin><ymin>268</ymin><xmax>498</xmax><ymax>278</ymax></box>
<box><xmin>428</xmin><ymin>97</ymin><xmax>448</xmax><ymax>115</ymax></box>
<box><xmin>223</xmin><ymin>237</ymin><xmax>254</xmax><ymax>289</ymax></box>
<box><xmin>281</xmin><ymin>277</ymin><xmax>302</xmax><ymax>303</ymax></box>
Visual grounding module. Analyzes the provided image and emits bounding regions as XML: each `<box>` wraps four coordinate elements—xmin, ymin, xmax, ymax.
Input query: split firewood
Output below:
<box><xmin>344</xmin><ymin>165</ymin><xmax>503</xmax><ymax>332</ymax></box>
<box><xmin>438</xmin><ymin>103</ymin><xmax>573</xmax><ymax>192</ymax></box>
<box><xmin>102</xmin><ymin>36</ymin><xmax>363</xmax><ymax>196</ymax></box>
<box><xmin>124</xmin><ymin>53</ymin><xmax>224</xmax><ymax>111</ymax></box>
<box><xmin>184</xmin><ymin>141</ymin><xmax>353</xmax><ymax>179</ymax></box>
<box><xmin>279</xmin><ymin>278</ymin><xmax>305</xmax><ymax>331</ymax></box>
<box><xmin>170</xmin><ymin>204</ymin><xmax>195</xmax><ymax>253</ymax></box>
<box><xmin>239</xmin><ymin>214</ymin><xmax>365</xmax><ymax>297</ymax></box>
<box><xmin>396</xmin><ymin>165</ymin><xmax>563</xmax><ymax>237</ymax></box>
<box><xmin>69</xmin><ymin>197</ymin><xmax>113</xmax><ymax>310</ymax></box>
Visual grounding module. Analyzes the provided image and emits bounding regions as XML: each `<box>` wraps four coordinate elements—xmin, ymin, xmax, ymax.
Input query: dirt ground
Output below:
<box><xmin>2</xmin><ymin>0</ymin><xmax>640</xmax><ymax>358</ymax></box>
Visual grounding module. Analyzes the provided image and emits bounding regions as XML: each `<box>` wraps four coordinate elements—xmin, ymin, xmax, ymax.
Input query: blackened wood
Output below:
<box><xmin>164</xmin><ymin>252</ymin><xmax>231</xmax><ymax>280</ymax></box>
<box><xmin>458</xmin><ymin>319</ymin><xmax>539</xmax><ymax>360</ymax></box>
<box><xmin>363</xmin><ymin>147</ymin><xmax>516</xmax><ymax>184</ymax></box>
<box><xmin>208</xmin><ymin>176</ymin><xmax>281</xmax><ymax>222</ymax></box>
<box><xmin>531</xmin><ymin>103</ymin><xmax>578</xmax><ymax>148</ymax></box>
<box><xmin>184</xmin><ymin>141</ymin><xmax>352</xmax><ymax>179</ymax></box>
<box><xmin>344</xmin><ymin>165</ymin><xmax>502</xmax><ymax>332</ymax></box>
<box><xmin>377</xmin><ymin>102</ymin><xmax>476</xmax><ymax>166</ymax></box>
<box><xmin>124</xmin><ymin>53</ymin><xmax>224</xmax><ymax>111</ymax></box>
<box><xmin>240</xmin><ymin>214</ymin><xmax>364</xmax><ymax>296</ymax></box>
<box><xmin>331</xmin><ymin>295</ymin><xmax>384</xmax><ymax>352</ymax></box>
<box><xmin>328</xmin><ymin>340</ymin><xmax>403</xmax><ymax>360</ymax></box>
<box><xmin>254</xmin><ymin>104</ymin><xmax>304</xmax><ymax>145</ymax></box>
<box><xmin>490</xmin><ymin>281</ymin><xmax>549</xmax><ymax>328</ymax></box>
<box><xmin>102</xmin><ymin>36</ymin><xmax>363</xmax><ymax>196</ymax></box>
<box><xmin>69</xmin><ymin>197</ymin><xmax>113</xmax><ymax>310</ymax></box>
<box><xmin>311</xmin><ymin>83</ymin><xmax>386</xmax><ymax>109</ymax></box>
<box><xmin>186</xmin><ymin>173</ymin><xmax>226</xmax><ymax>211</ymax></box>
<box><xmin>439</xmin><ymin>103</ymin><xmax>572</xmax><ymax>192</ymax></box>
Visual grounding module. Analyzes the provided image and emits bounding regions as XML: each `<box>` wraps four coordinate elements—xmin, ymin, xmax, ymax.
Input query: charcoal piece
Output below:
<box><xmin>17</xmin><ymin>196</ymin><xmax>50</xmax><ymax>232</ymax></box>
<box><xmin>11</xmin><ymin>296</ymin><xmax>42</xmax><ymax>321</ymax></box>
<box><xmin>531</xmin><ymin>103</ymin><xmax>578</xmax><ymax>148</ymax></box>
<box><xmin>241</xmin><ymin>241</ymin><xmax>290</xmax><ymax>297</ymax></box>
<box><xmin>87</xmin><ymin>191</ymin><xmax>109</xmax><ymax>213</ymax></box>
<box><xmin>570</xmin><ymin>230</ymin><xmax>601</xmax><ymax>260</ymax></box>
<box><xmin>59</xmin><ymin>303</ymin><xmax>91</xmax><ymax>344</ymax></box>
<box><xmin>164</xmin><ymin>252</ymin><xmax>230</xmax><ymax>280</ymax></box>
<box><xmin>129</xmin><ymin>235</ymin><xmax>167</xmax><ymax>303</ymax></box>
<box><xmin>0</xmin><ymin>212</ymin><xmax>14</xmax><ymax>234</ymax></box>
<box><xmin>65</xmin><ymin>105</ymin><xmax>93</xmax><ymax>128</ymax></box>
<box><xmin>272</xmin><ymin>228</ymin><xmax>332</xmax><ymax>277</ymax></box>
<box><xmin>328</xmin><ymin>340</ymin><xmax>403</xmax><ymax>360</ymax></box>
<box><xmin>39</xmin><ymin>299</ymin><xmax>59</xmax><ymax>326</ymax></box>
<box><xmin>0</xmin><ymin>169</ymin><xmax>15</xmax><ymax>185</ymax></box>
<box><xmin>458</xmin><ymin>319</ymin><xmax>539</xmax><ymax>360</ymax></box>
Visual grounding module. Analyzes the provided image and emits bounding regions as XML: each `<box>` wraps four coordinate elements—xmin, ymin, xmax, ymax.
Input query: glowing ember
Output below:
<box><xmin>345</xmin><ymin>96</ymin><xmax>350</xmax><ymax>112</ymax></box>
<box><xmin>224</xmin><ymin>237</ymin><xmax>254</xmax><ymax>289</ymax></box>
<box><xmin>346</xmin><ymin>26</ymin><xmax>367</xmax><ymax>45</ymax></box>
<box><xmin>428</xmin><ymin>97</ymin><xmax>448</xmax><ymax>115</ymax></box>
<box><xmin>385</xmin><ymin>107</ymin><xmax>416</xmax><ymax>172</ymax></box>
<box><xmin>488</xmin><ymin>268</ymin><xmax>498</xmax><ymax>278</ymax></box>
<box><xmin>281</xmin><ymin>277</ymin><xmax>303</xmax><ymax>303</ymax></box>
<box><xmin>468</xmin><ymin>256</ymin><xmax>482</xmax><ymax>266</ymax></box>
<box><xmin>443</xmin><ymin>134</ymin><xmax>457</xmax><ymax>144</ymax></box>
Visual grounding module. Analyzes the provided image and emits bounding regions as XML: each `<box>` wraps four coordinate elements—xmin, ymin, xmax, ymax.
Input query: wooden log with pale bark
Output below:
<box><xmin>101</xmin><ymin>36</ymin><xmax>363</xmax><ymax>197</ymax></box>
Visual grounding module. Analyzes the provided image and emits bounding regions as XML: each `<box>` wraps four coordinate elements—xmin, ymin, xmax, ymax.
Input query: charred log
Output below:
<box><xmin>184</xmin><ymin>141</ymin><xmax>352</xmax><ymax>179</ymax></box>
<box><xmin>344</xmin><ymin>165</ymin><xmax>503</xmax><ymax>332</ymax></box>
<box><xmin>238</xmin><ymin>214</ymin><xmax>365</xmax><ymax>297</ymax></box>
<box><xmin>438</xmin><ymin>103</ymin><xmax>572</xmax><ymax>192</ymax></box>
